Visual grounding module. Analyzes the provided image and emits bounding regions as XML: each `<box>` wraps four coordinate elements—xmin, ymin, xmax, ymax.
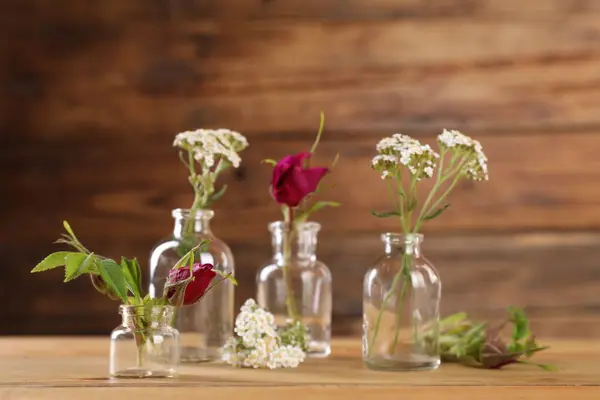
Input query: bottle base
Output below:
<box><xmin>363</xmin><ymin>357</ymin><xmax>440</xmax><ymax>371</ymax></box>
<box><xmin>110</xmin><ymin>368</ymin><xmax>176</xmax><ymax>379</ymax></box>
<box><xmin>306</xmin><ymin>342</ymin><xmax>331</xmax><ymax>358</ymax></box>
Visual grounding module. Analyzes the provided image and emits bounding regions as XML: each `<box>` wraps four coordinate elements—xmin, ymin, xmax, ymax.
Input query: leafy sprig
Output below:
<box><xmin>31</xmin><ymin>221</ymin><xmax>236</xmax><ymax>306</ymax></box>
<box><xmin>423</xmin><ymin>307</ymin><xmax>555</xmax><ymax>370</ymax></box>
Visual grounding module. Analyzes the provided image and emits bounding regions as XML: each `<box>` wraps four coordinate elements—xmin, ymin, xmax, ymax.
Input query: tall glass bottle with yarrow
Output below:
<box><xmin>30</xmin><ymin>221</ymin><xmax>234</xmax><ymax>379</ymax></box>
<box><xmin>150</xmin><ymin>128</ymin><xmax>248</xmax><ymax>362</ymax></box>
<box><xmin>365</xmin><ymin>129</ymin><xmax>489</xmax><ymax>371</ymax></box>
<box><xmin>257</xmin><ymin>221</ymin><xmax>332</xmax><ymax>357</ymax></box>
<box><xmin>258</xmin><ymin>113</ymin><xmax>340</xmax><ymax>357</ymax></box>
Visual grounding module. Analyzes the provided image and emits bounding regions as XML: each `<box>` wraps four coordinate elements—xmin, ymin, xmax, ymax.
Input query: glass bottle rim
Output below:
<box><xmin>119</xmin><ymin>304</ymin><xmax>176</xmax><ymax>316</ymax></box>
<box><xmin>268</xmin><ymin>221</ymin><xmax>321</xmax><ymax>233</ymax></box>
<box><xmin>171</xmin><ymin>208</ymin><xmax>214</xmax><ymax>220</ymax></box>
<box><xmin>380</xmin><ymin>232</ymin><xmax>424</xmax><ymax>244</ymax></box>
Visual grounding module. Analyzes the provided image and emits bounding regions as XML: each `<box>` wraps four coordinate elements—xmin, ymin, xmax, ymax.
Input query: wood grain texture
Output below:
<box><xmin>2</xmin><ymin>0</ymin><xmax>600</xmax><ymax>335</ymax></box>
<box><xmin>0</xmin><ymin>337</ymin><xmax>599</xmax><ymax>399</ymax></box>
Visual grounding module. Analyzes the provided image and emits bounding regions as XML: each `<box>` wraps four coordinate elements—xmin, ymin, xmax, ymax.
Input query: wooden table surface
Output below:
<box><xmin>1</xmin><ymin>337</ymin><xmax>599</xmax><ymax>399</ymax></box>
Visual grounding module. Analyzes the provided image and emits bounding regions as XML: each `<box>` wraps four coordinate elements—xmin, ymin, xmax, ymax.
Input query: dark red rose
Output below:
<box><xmin>166</xmin><ymin>262</ymin><xmax>216</xmax><ymax>306</ymax></box>
<box><xmin>271</xmin><ymin>152</ymin><xmax>328</xmax><ymax>207</ymax></box>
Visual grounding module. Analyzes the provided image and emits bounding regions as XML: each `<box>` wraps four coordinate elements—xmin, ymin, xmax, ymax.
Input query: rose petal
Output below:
<box><xmin>300</xmin><ymin>167</ymin><xmax>328</xmax><ymax>193</ymax></box>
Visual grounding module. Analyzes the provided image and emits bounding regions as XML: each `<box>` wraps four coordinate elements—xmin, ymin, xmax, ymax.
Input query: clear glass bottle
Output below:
<box><xmin>257</xmin><ymin>221</ymin><xmax>332</xmax><ymax>357</ymax></box>
<box><xmin>110</xmin><ymin>305</ymin><xmax>179</xmax><ymax>378</ymax></box>
<box><xmin>149</xmin><ymin>208</ymin><xmax>234</xmax><ymax>363</ymax></box>
<box><xmin>362</xmin><ymin>233</ymin><xmax>441</xmax><ymax>371</ymax></box>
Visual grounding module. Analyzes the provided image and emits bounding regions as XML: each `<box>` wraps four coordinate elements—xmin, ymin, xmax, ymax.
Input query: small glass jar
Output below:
<box><xmin>257</xmin><ymin>221</ymin><xmax>332</xmax><ymax>357</ymax></box>
<box><xmin>362</xmin><ymin>233</ymin><xmax>441</xmax><ymax>371</ymax></box>
<box><xmin>149</xmin><ymin>208</ymin><xmax>234</xmax><ymax>363</ymax></box>
<box><xmin>110</xmin><ymin>305</ymin><xmax>179</xmax><ymax>378</ymax></box>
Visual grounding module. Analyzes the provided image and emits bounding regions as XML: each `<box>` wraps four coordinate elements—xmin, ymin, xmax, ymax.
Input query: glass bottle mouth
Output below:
<box><xmin>268</xmin><ymin>221</ymin><xmax>322</xmax><ymax>233</ymax></box>
<box><xmin>381</xmin><ymin>233</ymin><xmax>424</xmax><ymax>244</ymax></box>
<box><xmin>171</xmin><ymin>208</ymin><xmax>215</xmax><ymax>220</ymax></box>
<box><xmin>119</xmin><ymin>304</ymin><xmax>175</xmax><ymax>315</ymax></box>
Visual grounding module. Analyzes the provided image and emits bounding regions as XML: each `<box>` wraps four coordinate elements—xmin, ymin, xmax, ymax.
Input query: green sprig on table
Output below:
<box><xmin>424</xmin><ymin>307</ymin><xmax>555</xmax><ymax>370</ymax></box>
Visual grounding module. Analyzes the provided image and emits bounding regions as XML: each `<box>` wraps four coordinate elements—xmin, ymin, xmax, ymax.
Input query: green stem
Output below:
<box><xmin>136</xmin><ymin>337</ymin><xmax>145</xmax><ymax>368</ymax></box>
<box><xmin>283</xmin><ymin>207</ymin><xmax>300</xmax><ymax>322</ymax></box>
<box><xmin>368</xmin><ymin>271</ymin><xmax>403</xmax><ymax>355</ymax></box>
<box><xmin>390</xmin><ymin>254</ymin><xmax>411</xmax><ymax>353</ymax></box>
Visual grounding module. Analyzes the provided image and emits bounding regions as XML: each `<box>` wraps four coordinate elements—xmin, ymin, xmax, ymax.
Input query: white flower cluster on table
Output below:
<box><xmin>372</xmin><ymin>129</ymin><xmax>488</xmax><ymax>181</ymax></box>
<box><xmin>173</xmin><ymin>128</ymin><xmax>249</xmax><ymax>168</ymax></box>
<box><xmin>223</xmin><ymin>299</ymin><xmax>307</xmax><ymax>369</ymax></box>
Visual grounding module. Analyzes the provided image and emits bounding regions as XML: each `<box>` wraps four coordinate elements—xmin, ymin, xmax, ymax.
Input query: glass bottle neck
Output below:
<box><xmin>382</xmin><ymin>233</ymin><xmax>423</xmax><ymax>257</ymax></box>
<box><xmin>172</xmin><ymin>208</ymin><xmax>214</xmax><ymax>239</ymax></box>
<box><xmin>270</xmin><ymin>221</ymin><xmax>321</xmax><ymax>265</ymax></box>
<box><xmin>120</xmin><ymin>306</ymin><xmax>174</xmax><ymax>329</ymax></box>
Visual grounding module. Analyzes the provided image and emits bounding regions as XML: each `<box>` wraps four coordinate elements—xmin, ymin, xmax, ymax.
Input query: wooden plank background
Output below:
<box><xmin>2</xmin><ymin>0</ymin><xmax>600</xmax><ymax>336</ymax></box>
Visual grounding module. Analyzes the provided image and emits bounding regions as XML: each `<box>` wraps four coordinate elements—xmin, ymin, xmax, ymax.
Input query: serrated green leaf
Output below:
<box><xmin>296</xmin><ymin>201</ymin><xmax>341</xmax><ymax>222</ymax></box>
<box><xmin>422</xmin><ymin>204</ymin><xmax>451</xmax><ymax>221</ymax></box>
<box><xmin>261</xmin><ymin>159</ymin><xmax>277</xmax><ymax>166</ymax></box>
<box><xmin>64</xmin><ymin>252</ymin><xmax>96</xmax><ymax>282</ymax></box>
<box><xmin>370</xmin><ymin>210</ymin><xmax>401</xmax><ymax>218</ymax></box>
<box><xmin>31</xmin><ymin>251</ymin><xmax>72</xmax><ymax>273</ymax></box>
<box><xmin>121</xmin><ymin>257</ymin><xmax>142</xmax><ymax>300</ymax></box>
<box><xmin>97</xmin><ymin>259</ymin><xmax>128</xmax><ymax>303</ymax></box>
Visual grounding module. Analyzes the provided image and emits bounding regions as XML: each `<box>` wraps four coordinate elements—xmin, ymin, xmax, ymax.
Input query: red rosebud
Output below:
<box><xmin>271</xmin><ymin>152</ymin><xmax>328</xmax><ymax>207</ymax></box>
<box><xmin>166</xmin><ymin>263</ymin><xmax>216</xmax><ymax>306</ymax></box>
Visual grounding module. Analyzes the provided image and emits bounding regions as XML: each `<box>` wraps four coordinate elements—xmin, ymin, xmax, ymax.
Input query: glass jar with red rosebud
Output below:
<box><xmin>257</xmin><ymin>114</ymin><xmax>340</xmax><ymax>358</ymax></box>
<box><xmin>31</xmin><ymin>221</ymin><xmax>235</xmax><ymax>379</ymax></box>
<box><xmin>149</xmin><ymin>209</ymin><xmax>235</xmax><ymax>363</ymax></box>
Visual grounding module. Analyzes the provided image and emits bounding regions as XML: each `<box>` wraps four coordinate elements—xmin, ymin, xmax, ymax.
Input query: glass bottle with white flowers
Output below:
<box><xmin>363</xmin><ymin>129</ymin><xmax>489</xmax><ymax>371</ymax></box>
<box><xmin>257</xmin><ymin>114</ymin><xmax>339</xmax><ymax>358</ymax></box>
<box><xmin>150</xmin><ymin>129</ymin><xmax>248</xmax><ymax>363</ymax></box>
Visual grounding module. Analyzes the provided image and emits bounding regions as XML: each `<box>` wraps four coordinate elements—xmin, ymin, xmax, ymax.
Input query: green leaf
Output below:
<box><xmin>97</xmin><ymin>259</ymin><xmax>128</xmax><ymax>303</ymax></box>
<box><xmin>64</xmin><ymin>252</ymin><xmax>96</xmax><ymax>282</ymax></box>
<box><xmin>173</xmin><ymin>241</ymin><xmax>209</xmax><ymax>270</ymax></box>
<box><xmin>62</xmin><ymin>221</ymin><xmax>78</xmax><ymax>241</ymax></box>
<box><xmin>370</xmin><ymin>210</ymin><xmax>401</xmax><ymax>218</ymax></box>
<box><xmin>31</xmin><ymin>251</ymin><xmax>72</xmax><ymax>273</ymax></box>
<box><xmin>261</xmin><ymin>159</ymin><xmax>277</xmax><ymax>166</ymax></box>
<box><xmin>214</xmin><ymin>269</ymin><xmax>238</xmax><ymax>285</ymax></box>
<box><xmin>422</xmin><ymin>204</ymin><xmax>451</xmax><ymax>221</ymax></box>
<box><xmin>296</xmin><ymin>201</ymin><xmax>341</xmax><ymax>222</ymax></box>
<box><xmin>310</xmin><ymin>111</ymin><xmax>325</xmax><ymax>154</ymax></box>
<box><xmin>121</xmin><ymin>257</ymin><xmax>143</xmax><ymax>300</ymax></box>
<box><xmin>508</xmin><ymin>306</ymin><xmax>530</xmax><ymax>342</ymax></box>
<box><xmin>207</xmin><ymin>184</ymin><xmax>228</xmax><ymax>205</ymax></box>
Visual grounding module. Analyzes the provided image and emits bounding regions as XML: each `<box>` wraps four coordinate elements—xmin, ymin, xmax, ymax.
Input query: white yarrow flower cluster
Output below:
<box><xmin>437</xmin><ymin>129</ymin><xmax>488</xmax><ymax>181</ymax></box>
<box><xmin>372</xmin><ymin>134</ymin><xmax>439</xmax><ymax>180</ymax></box>
<box><xmin>223</xmin><ymin>299</ymin><xmax>306</xmax><ymax>369</ymax></box>
<box><xmin>173</xmin><ymin>128</ymin><xmax>249</xmax><ymax>168</ymax></box>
